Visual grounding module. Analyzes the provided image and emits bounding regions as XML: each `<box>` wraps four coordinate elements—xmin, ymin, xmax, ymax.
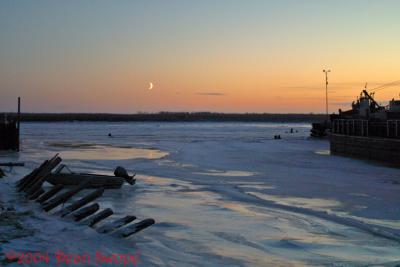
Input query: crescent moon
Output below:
<box><xmin>148</xmin><ymin>82</ymin><xmax>153</xmax><ymax>90</ymax></box>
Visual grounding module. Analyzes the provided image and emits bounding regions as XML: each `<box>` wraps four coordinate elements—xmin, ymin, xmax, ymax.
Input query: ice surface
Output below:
<box><xmin>0</xmin><ymin>122</ymin><xmax>399</xmax><ymax>266</ymax></box>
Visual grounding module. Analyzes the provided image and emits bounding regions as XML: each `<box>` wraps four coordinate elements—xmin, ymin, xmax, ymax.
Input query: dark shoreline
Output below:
<box><xmin>1</xmin><ymin>112</ymin><xmax>325</xmax><ymax>123</ymax></box>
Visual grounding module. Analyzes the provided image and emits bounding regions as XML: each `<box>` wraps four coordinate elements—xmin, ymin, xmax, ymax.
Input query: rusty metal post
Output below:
<box><xmin>17</xmin><ymin>97</ymin><xmax>20</xmax><ymax>151</ymax></box>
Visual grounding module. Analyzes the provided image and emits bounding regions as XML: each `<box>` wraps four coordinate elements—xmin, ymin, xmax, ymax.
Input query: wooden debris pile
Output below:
<box><xmin>15</xmin><ymin>154</ymin><xmax>155</xmax><ymax>238</ymax></box>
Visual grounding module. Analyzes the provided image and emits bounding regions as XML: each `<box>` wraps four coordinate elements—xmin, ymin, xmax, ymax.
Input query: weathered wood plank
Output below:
<box><xmin>97</xmin><ymin>215</ymin><xmax>136</xmax><ymax>234</ymax></box>
<box><xmin>59</xmin><ymin>188</ymin><xmax>104</xmax><ymax>217</ymax></box>
<box><xmin>36</xmin><ymin>184</ymin><xmax>64</xmax><ymax>204</ymax></box>
<box><xmin>42</xmin><ymin>181</ymin><xmax>89</xmax><ymax>212</ymax></box>
<box><xmin>112</xmin><ymin>218</ymin><xmax>155</xmax><ymax>238</ymax></box>
<box><xmin>46</xmin><ymin>173</ymin><xmax>125</xmax><ymax>189</ymax></box>
<box><xmin>82</xmin><ymin>208</ymin><xmax>113</xmax><ymax>227</ymax></box>
<box><xmin>67</xmin><ymin>203</ymin><xmax>100</xmax><ymax>221</ymax></box>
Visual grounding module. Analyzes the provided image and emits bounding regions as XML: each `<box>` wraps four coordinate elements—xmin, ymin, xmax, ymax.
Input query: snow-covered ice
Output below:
<box><xmin>0</xmin><ymin>122</ymin><xmax>399</xmax><ymax>266</ymax></box>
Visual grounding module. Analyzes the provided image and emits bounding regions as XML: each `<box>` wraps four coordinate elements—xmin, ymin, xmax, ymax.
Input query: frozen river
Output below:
<box><xmin>1</xmin><ymin>122</ymin><xmax>399</xmax><ymax>266</ymax></box>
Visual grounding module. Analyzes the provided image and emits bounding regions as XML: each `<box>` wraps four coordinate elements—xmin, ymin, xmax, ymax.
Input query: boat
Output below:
<box><xmin>45</xmin><ymin>165</ymin><xmax>135</xmax><ymax>189</ymax></box>
<box><xmin>329</xmin><ymin>88</ymin><xmax>400</xmax><ymax>165</ymax></box>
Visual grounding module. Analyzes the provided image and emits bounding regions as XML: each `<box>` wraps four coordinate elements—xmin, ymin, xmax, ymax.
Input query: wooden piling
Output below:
<box><xmin>36</xmin><ymin>184</ymin><xmax>64</xmax><ymax>204</ymax></box>
<box><xmin>25</xmin><ymin>173</ymin><xmax>51</xmax><ymax>196</ymax></box>
<box><xmin>68</xmin><ymin>203</ymin><xmax>100</xmax><ymax>221</ymax></box>
<box><xmin>22</xmin><ymin>156</ymin><xmax>61</xmax><ymax>193</ymax></box>
<box><xmin>17</xmin><ymin>97</ymin><xmax>20</xmax><ymax>152</ymax></box>
<box><xmin>18</xmin><ymin>167</ymin><xmax>43</xmax><ymax>191</ymax></box>
<box><xmin>112</xmin><ymin>218</ymin><xmax>155</xmax><ymax>238</ymax></box>
<box><xmin>83</xmin><ymin>208</ymin><xmax>113</xmax><ymax>227</ymax></box>
<box><xmin>97</xmin><ymin>215</ymin><xmax>136</xmax><ymax>234</ymax></box>
<box><xmin>28</xmin><ymin>187</ymin><xmax>45</xmax><ymax>200</ymax></box>
<box><xmin>18</xmin><ymin>155</ymin><xmax>60</xmax><ymax>192</ymax></box>
<box><xmin>42</xmin><ymin>181</ymin><xmax>89</xmax><ymax>212</ymax></box>
<box><xmin>59</xmin><ymin>188</ymin><xmax>104</xmax><ymax>217</ymax></box>
<box><xmin>17</xmin><ymin>161</ymin><xmax>47</xmax><ymax>188</ymax></box>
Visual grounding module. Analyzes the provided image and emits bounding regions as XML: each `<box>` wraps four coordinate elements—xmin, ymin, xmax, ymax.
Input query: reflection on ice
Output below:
<box><xmin>314</xmin><ymin>150</ymin><xmax>330</xmax><ymax>156</ymax></box>
<box><xmin>237</xmin><ymin>184</ymin><xmax>275</xmax><ymax>190</ymax></box>
<box><xmin>47</xmin><ymin>143</ymin><xmax>168</xmax><ymax>160</ymax></box>
<box><xmin>195</xmin><ymin>170</ymin><xmax>255</xmax><ymax>177</ymax></box>
<box><xmin>348</xmin><ymin>192</ymin><xmax>369</xmax><ymax>197</ymax></box>
<box><xmin>127</xmin><ymin>175</ymin><xmax>400</xmax><ymax>266</ymax></box>
<box><xmin>157</xmin><ymin>159</ymin><xmax>196</xmax><ymax>168</ymax></box>
<box><xmin>138</xmin><ymin>175</ymin><xmax>202</xmax><ymax>191</ymax></box>
<box><xmin>47</xmin><ymin>142</ymin><xmax>102</xmax><ymax>148</ymax></box>
<box><xmin>246</xmin><ymin>191</ymin><xmax>400</xmax><ymax>233</ymax></box>
<box><xmin>217</xmin><ymin>202</ymin><xmax>274</xmax><ymax>218</ymax></box>
<box><xmin>247</xmin><ymin>192</ymin><xmax>342</xmax><ymax>212</ymax></box>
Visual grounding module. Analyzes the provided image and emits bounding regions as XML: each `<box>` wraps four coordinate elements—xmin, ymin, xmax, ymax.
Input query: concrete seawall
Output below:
<box><xmin>330</xmin><ymin>134</ymin><xmax>400</xmax><ymax>166</ymax></box>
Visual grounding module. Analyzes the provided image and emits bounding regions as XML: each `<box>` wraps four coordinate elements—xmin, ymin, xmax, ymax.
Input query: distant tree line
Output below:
<box><xmin>1</xmin><ymin>112</ymin><xmax>326</xmax><ymax>123</ymax></box>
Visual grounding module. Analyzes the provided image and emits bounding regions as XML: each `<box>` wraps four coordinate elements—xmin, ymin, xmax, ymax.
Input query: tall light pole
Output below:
<box><xmin>323</xmin><ymin>69</ymin><xmax>331</xmax><ymax>119</ymax></box>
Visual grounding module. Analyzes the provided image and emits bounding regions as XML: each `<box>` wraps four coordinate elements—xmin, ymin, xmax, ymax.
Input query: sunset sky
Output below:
<box><xmin>1</xmin><ymin>0</ymin><xmax>400</xmax><ymax>113</ymax></box>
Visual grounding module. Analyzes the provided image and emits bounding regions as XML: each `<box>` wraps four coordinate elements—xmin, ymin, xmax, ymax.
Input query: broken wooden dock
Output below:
<box><xmin>15</xmin><ymin>154</ymin><xmax>155</xmax><ymax>238</ymax></box>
